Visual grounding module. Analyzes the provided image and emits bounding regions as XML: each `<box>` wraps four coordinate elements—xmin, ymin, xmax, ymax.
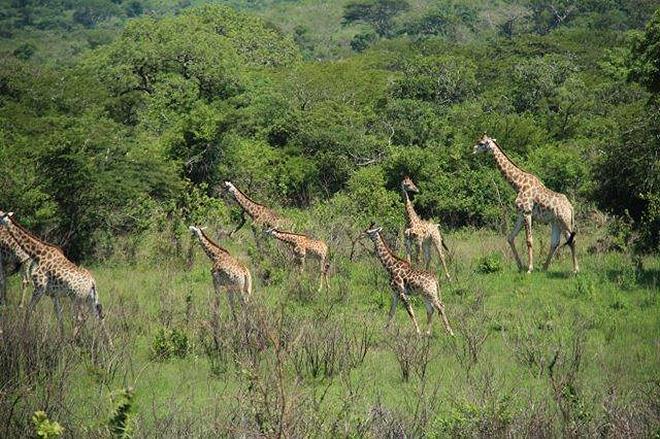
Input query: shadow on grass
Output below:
<box><xmin>605</xmin><ymin>268</ymin><xmax>659</xmax><ymax>290</ymax></box>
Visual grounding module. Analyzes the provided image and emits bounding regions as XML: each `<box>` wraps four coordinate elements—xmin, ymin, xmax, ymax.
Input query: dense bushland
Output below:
<box><xmin>1</xmin><ymin>2</ymin><xmax>659</xmax><ymax>259</ymax></box>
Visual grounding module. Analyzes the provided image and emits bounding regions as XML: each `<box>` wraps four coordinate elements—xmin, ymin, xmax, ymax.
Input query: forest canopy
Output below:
<box><xmin>0</xmin><ymin>1</ymin><xmax>658</xmax><ymax>259</ymax></box>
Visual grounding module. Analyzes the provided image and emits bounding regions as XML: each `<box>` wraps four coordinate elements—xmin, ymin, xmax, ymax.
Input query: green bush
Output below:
<box><xmin>476</xmin><ymin>252</ymin><xmax>503</xmax><ymax>274</ymax></box>
<box><xmin>32</xmin><ymin>411</ymin><xmax>64</xmax><ymax>439</ymax></box>
<box><xmin>152</xmin><ymin>327</ymin><xmax>189</xmax><ymax>360</ymax></box>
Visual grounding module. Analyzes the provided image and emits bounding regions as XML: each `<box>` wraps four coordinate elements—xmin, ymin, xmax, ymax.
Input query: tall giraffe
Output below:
<box><xmin>223</xmin><ymin>181</ymin><xmax>288</xmax><ymax>235</ymax></box>
<box><xmin>189</xmin><ymin>226</ymin><xmax>252</xmax><ymax>319</ymax></box>
<box><xmin>473</xmin><ymin>134</ymin><xmax>578</xmax><ymax>273</ymax></box>
<box><xmin>0</xmin><ymin>226</ymin><xmax>33</xmax><ymax>306</ymax></box>
<box><xmin>0</xmin><ymin>212</ymin><xmax>112</xmax><ymax>345</ymax></box>
<box><xmin>400</xmin><ymin>176</ymin><xmax>451</xmax><ymax>280</ymax></box>
<box><xmin>364</xmin><ymin>223</ymin><xmax>453</xmax><ymax>336</ymax></box>
<box><xmin>264</xmin><ymin>228</ymin><xmax>330</xmax><ymax>291</ymax></box>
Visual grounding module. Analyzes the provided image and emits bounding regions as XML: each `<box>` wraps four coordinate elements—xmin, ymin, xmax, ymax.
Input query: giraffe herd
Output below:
<box><xmin>0</xmin><ymin>135</ymin><xmax>578</xmax><ymax>343</ymax></box>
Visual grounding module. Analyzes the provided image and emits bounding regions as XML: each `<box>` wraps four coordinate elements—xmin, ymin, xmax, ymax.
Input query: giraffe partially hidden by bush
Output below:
<box><xmin>0</xmin><ymin>226</ymin><xmax>33</xmax><ymax>306</ymax></box>
<box><xmin>264</xmin><ymin>228</ymin><xmax>330</xmax><ymax>292</ymax></box>
<box><xmin>473</xmin><ymin>134</ymin><xmax>578</xmax><ymax>273</ymax></box>
<box><xmin>364</xmin><ymin>223</ymin><xmax>453</xmax><ymax>337</ymax></box>
<box><xmin>189</xmin><ymin>226</ymin><xmax>252</xmax><ymax>319</ymax></box>
<box><xmin>0</xmin><ymin>211</ymin><xmax>112</xmax><ymax>346</ymax></box>
<box><xmin>400</xmin><ymin>176</ymin><xmax>451</xmax><ymax>281</ymax></box>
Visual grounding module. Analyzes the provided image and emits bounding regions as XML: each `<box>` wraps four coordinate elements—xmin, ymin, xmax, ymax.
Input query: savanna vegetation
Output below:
<box><xmin>0</xmin><ymin>0</ymin><xmax>658</xmax><ymax>437</ymax></box>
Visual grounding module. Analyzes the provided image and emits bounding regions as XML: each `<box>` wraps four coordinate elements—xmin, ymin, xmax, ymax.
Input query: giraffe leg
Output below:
<box><xmin>424</xmin><ymin>299</ymin><xmax>434</xmax><ymax>336</ymax></box>
<box><xmin>404</xmin><ymin>233</ymin><xmax>413</xmax><ymax>263</ymax></box>
<box><xmin>72</xmin><ymin>303</ymin><xmax>84</xmax><ymax>340</ymax></box>
<box><xmin>415</xmin><ymin>239</ymin><xmax>423</xmax><ymax>265</ymax></box>
<box><xmin>432</xmin><ymin>297</ymin><xmax>454</xmax><ymax>336</ymax></box>
<box><xmin>567</xmin><ymin>231</ymin><xmax>579</xmax><ymax>273</ymax></box>
<box><xmin>543</xmin><ymin>223</ymin><xmax>562</xmax><ymax>270</ymax></box>
<box><xmin>24</xmin><ymin>288</ymin><xmax>44</xmax><ymax>329</ymax></box>
<box><xmin>523</xmin><ymin>212</ymin><xmax>534</xmax><ymax>273</ymax></box>
<box><xmin>0</xmin><ymin>256</ymin><xmax>5</xmax><ymax>306</ymax></box>
<box><xmin>399</xmin><ymin>289</ymin><xmax>421</xmax><ymax>335</ymax></box>
<box><xmin>385</xmin><ymin>290</ymin><xmax>399</xmax><ymax>329</ymax></box>
<box><xmin>423</xmin><ymin>240</ymin><xmax>432</xmax><ymax>270</ymax></box>
<box><xmin>226</xmin><ymin>287</ymin><xmax>239</xmax><ymax>321</ymax></box>
<box><xmin>507</xmin><ymin>213</ymin><xmax>525</xmax><ymax>270</ymax></box>
<box><xmin>52</xmin><ymin>296</ymin><xmax>64</xmax><ymax>337</ymax></box>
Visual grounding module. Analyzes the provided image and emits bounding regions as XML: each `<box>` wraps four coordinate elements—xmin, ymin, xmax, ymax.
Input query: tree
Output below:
<box><xmin>342</xmin><ymin>0</ymin><xmax>410</xmax><ymax>38</ymax></box>
<box><xmin>628</xmin><ymin>9</ymin><xmax>660</xmax><ymax>94</ymax></box>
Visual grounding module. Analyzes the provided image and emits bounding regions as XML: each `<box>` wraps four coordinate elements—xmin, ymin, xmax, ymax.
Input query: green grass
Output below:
<box><xmin>0</xmin><ymin>228</ymin><xmax>658</xmax><ymax>437</ymax></box>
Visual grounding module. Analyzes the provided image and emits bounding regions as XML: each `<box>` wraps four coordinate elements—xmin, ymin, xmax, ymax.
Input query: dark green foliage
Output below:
<box><xmin>477</xmin><ymin>252</ymin><xmax>503</xmax><ymax>273</ymax></box>
<box><xmin>108</xmin><ymin>388</ymin><xmax>135</xmax><ymax>438</ymax></box>
<box><xmin>342</xmin><ymin>0</ymin><xmax>410</xmax><ymax>37</ymax></box>
<box><xmin>152</xmin><ymin>327</ymin><xmax>189</xmax><ymax>360</ymax></box>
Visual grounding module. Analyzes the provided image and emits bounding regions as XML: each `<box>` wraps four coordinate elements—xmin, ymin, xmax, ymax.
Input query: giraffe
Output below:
<box><xmin>400</xmin><ymin>176</ymin><xmax>451</xmax><ymax>280</ymax></box>
<box><xmin>0</xmin><ymin>226</ymin><xmax>33</xmax><ymax>306</ymax></box>
<box><xmin>364</xmin><ymin>223</ymin><xmax>453</xmax><ymax>336</ymax></box>
<box><xmin>0</xmin><ymin>211</ymin><xmax>112</xmax><ymax>346</ymax></box>
<box><xmin>189</xmin><ymin>226</ymin><xmax>252</xmax><ymax>319</ymax></box>
<box><xmin>264</xmin><ymin>228</ymin><xmax>330</xmax><ymax>291</ymax></box>
<box><xmin>473</xmin><ymin>134</ymin><xmax>578</xmax><ymax>273</ymax></box>
<box><xmin>223</xmin><ymin>181</ymin><xmax>288</xmax><ymax>235</ymax></box>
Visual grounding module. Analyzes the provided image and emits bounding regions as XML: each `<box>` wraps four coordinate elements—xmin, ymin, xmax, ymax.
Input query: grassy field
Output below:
<box><xmin>0</xmin><ymin>226</ymin><xmax>658</xmax><ymax>437</ymax></box>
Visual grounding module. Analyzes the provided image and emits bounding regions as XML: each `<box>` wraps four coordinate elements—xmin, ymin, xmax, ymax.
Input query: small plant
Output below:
<box><xmin>151</xmin><ymin>327</ymin><xmax>189</xmax><ymax>360</ymax></box>
<box><xmin>476</xmin><ymin>252</ymin><xmax>503</xmax><ymax>274</ymax></box>
<box><xmin>109</xmin><ymin>388</ymin><xmax>135</xmax><ymax>439</ymax></box>
<box><xmin>32</xmin><ymin>411</ymin><xmax>64</xmax><ymax>439</ymax></box>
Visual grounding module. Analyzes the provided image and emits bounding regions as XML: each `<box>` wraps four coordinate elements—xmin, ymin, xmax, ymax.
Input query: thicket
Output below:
<box><xmin>0</xmin><ymin>1</ymin><xmax>658</xmax><ymax>260</ymax></box>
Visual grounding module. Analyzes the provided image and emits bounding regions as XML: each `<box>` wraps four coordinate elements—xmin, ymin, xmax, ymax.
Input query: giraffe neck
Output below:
<box><xmin>0</xmin><ymin>229</ymin><xmax>30</xmax><ymax>263</ymax></box>
<box><xmin>402</xmin><ymin>189</ymin><xmax>421</xmax><ymax>227</ymax></box>
<box><xmin>230</xmin><ymin>187</ymin><xmax>263</xmax><ymax>219</ymax></box>
<box><xmin>271</xmin><ymin>230</ymin><xmax>301</xmax><ymax>245</ymax></box>
<box><xmin>2</xmin><ymin>218</ymin><xmax>51</xmax><ymax>260</ymax></box>
<box><xmin>369</xmin><ymin>232</ymin><xmax>399</xmax><ymax>273</ymax></box>
<box><xmin>491</xmin><ymin>142</ymin><xmax>528</xmax><ymax>192</ymax></box>
<box><xmin>194</xmin><ymin>230</ymin><xmax>228</xmax><ymax>262</ymax></box>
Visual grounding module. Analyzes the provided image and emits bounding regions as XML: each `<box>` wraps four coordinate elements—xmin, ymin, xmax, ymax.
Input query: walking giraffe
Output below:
<box><xmin>364</xmin><ymin>223</ymin><xmax>453</xmax><ymax>336</ymax></box>
<box><xmin>473</xmin><ymin>134</ymin><xmax>578</xmax><ymax>273</ymax></box>
<box><xmin>0</xmin><ymin>212</ymin><xmax>112</xmax><ymax>345</ymax></box>
<box><xmin>264</xmin><ymin>228</ymin><xmax>330</xmax><ymax>291</ymax></box>
<box><xmin>223</xmin><ymin>181</ymin><xmax>288</xmax><ymax>234</ymax></box>
<box><xmin>0</xmin><ymin>226</ymin><xmax>33</xmax><ymax>306</ymax></box>
<box><xmin>189</xmin><ymin>226</ymin><xmax>252</xmax><ymax>319</ymax></box>
<box><xmin>400</xmin><ymin>176</ymin><xmax>451</xmax><ymax>280</ymax></box>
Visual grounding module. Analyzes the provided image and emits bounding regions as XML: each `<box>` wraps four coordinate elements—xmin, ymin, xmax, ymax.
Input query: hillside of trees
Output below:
<box><xmin>0</xmin><ymin>0</ymin><xmax>658</xmax><ymax>259</ymax></box>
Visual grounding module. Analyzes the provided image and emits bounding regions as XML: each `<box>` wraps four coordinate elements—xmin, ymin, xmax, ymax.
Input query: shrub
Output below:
<box><xmin>108</xmin><ymin>388</ymin><xmax>135</xmax><ymax>439</ymax></box>
<box><xmin>476</xmin><ymin>252</ymin><xmax>503</xmax><ymax>274</ymax></box>
<box><xmin>151</xmin><ymin>327</ymin><xmax>189</xmax><ymax>360</ymax></box>
<box><xmin>32</xmin><ymin>411</ymin><xmax>64</xmax><ymax>439</ymax></box>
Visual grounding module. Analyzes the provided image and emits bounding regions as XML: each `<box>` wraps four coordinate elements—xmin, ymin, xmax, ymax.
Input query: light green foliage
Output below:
<box><xmin>32</xmin><ymin>411</ymin><xmax>64</xmax><ymax>439</ymax></box>
<box><xmin>108</xmin><ymin>388</ymin><xmax>135</xmax><ymax>439</ymax></box>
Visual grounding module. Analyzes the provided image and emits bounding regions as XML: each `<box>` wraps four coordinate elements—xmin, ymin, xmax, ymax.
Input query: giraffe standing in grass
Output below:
<box><xmin>473</xmin><ymin>134</ymin><xmax>578</xmax><ymax>273</ymax></box>
<box><xmin>364</xmin><ymin>223</ymin><xmax>453</xmax><ymax>336</ymax></box>
<box><xmin>264</xmin><ymin>228</ymin><xmax>330</xmax><ymax>291</ymax></box>
<box><xmin>223</xmin><ymin>181</ymin><xmax>288</xmax><ymax>234</ymax></box>
<box><xmin>400</xmin><ymin>176</ymin><xmax>451</xmax><ymax>280</ymax></box>
<box><xmin>0</xmin><ymin>227</ymin><xmax>33</xmax><ymax>306</ymax></box>
<box><xmin>0</xmin><ymin>212</ymin><xmax>112</xmax><ymax>345</ymax></box>
<box><xmin>189</xmin><ymin>226</ymin><xmax>252</xmax><ymax>319</ymax></box>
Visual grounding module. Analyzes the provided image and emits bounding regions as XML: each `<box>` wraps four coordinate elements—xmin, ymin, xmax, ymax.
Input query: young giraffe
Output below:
<box><xmin>473</xmin><ymin>134</ymin><xmax>578</xmax><ymax>273</ymax></box>
<box><xmin>223</xmin><ymin>181</ymin><xmax>288</xmax><ymax>234</ymax></box>
<box><xmin>0</xmin><ymin>211</ymin><xmax>112</xmax><ymax>345</ymax></box>
<box><xmin>189</xmin><ymin>226</ymin><xmax>252</xmax><ymax>319</ymax></box>
<box><xmin>364</xmin><ymin>223</ymin><xmax>453</xmax><ymax>336</ymax></box>
<box><xmin>0</xmin><ymin>226</ymin><xmax>33</xmax><ymax>306</ymax></box>
<box><xmin>264</xmin><ymin>228</ymin><xmax>330</xmax><ymax>291</ymax></box>
<box><xmin>400</xmin><ymin>176</ymin><xmax>451</xmax><ymax>280</ymax></box>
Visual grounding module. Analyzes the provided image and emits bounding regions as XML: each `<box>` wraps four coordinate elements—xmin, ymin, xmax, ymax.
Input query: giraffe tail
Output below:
<box><xmin>562</xmin><ymin>207</ymin><xmax>576</xmax><ymax>247</ymax></box>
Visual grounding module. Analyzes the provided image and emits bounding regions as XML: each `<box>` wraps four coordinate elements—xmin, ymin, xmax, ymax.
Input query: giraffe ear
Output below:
<box><xmin>7</xmin><ymin>212</ymin><xmax>13</xmax><ymax>217</ymax></box>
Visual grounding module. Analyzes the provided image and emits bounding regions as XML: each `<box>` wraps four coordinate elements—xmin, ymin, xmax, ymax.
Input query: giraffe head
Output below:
<box><xmin>0</xmin><ymin>211</ymin><xmax>14</xmax><ymax>226</ymax></box>
<box><xmin>223</xmin><ymin>180</ymin><xmax>237</xmax><ymax>195</ymax></box>
<box><xmin>188</xmin><ymin>225</ymin><xmax>204</xmax><ymax>238</ymax></box>
<box><xmin>473</xmin><ymin>133</ymin><xmax>497</xmax><ymax>154</ymax></box>
<box><xmin>363</xmin><ymin>222</ymin><xmax>382</xmax><ymax>239</ymax></box>
<box><xmin>401</xmin><ymin>176</ymin><xmax>419</xmax><ymax>194</ymax></box>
